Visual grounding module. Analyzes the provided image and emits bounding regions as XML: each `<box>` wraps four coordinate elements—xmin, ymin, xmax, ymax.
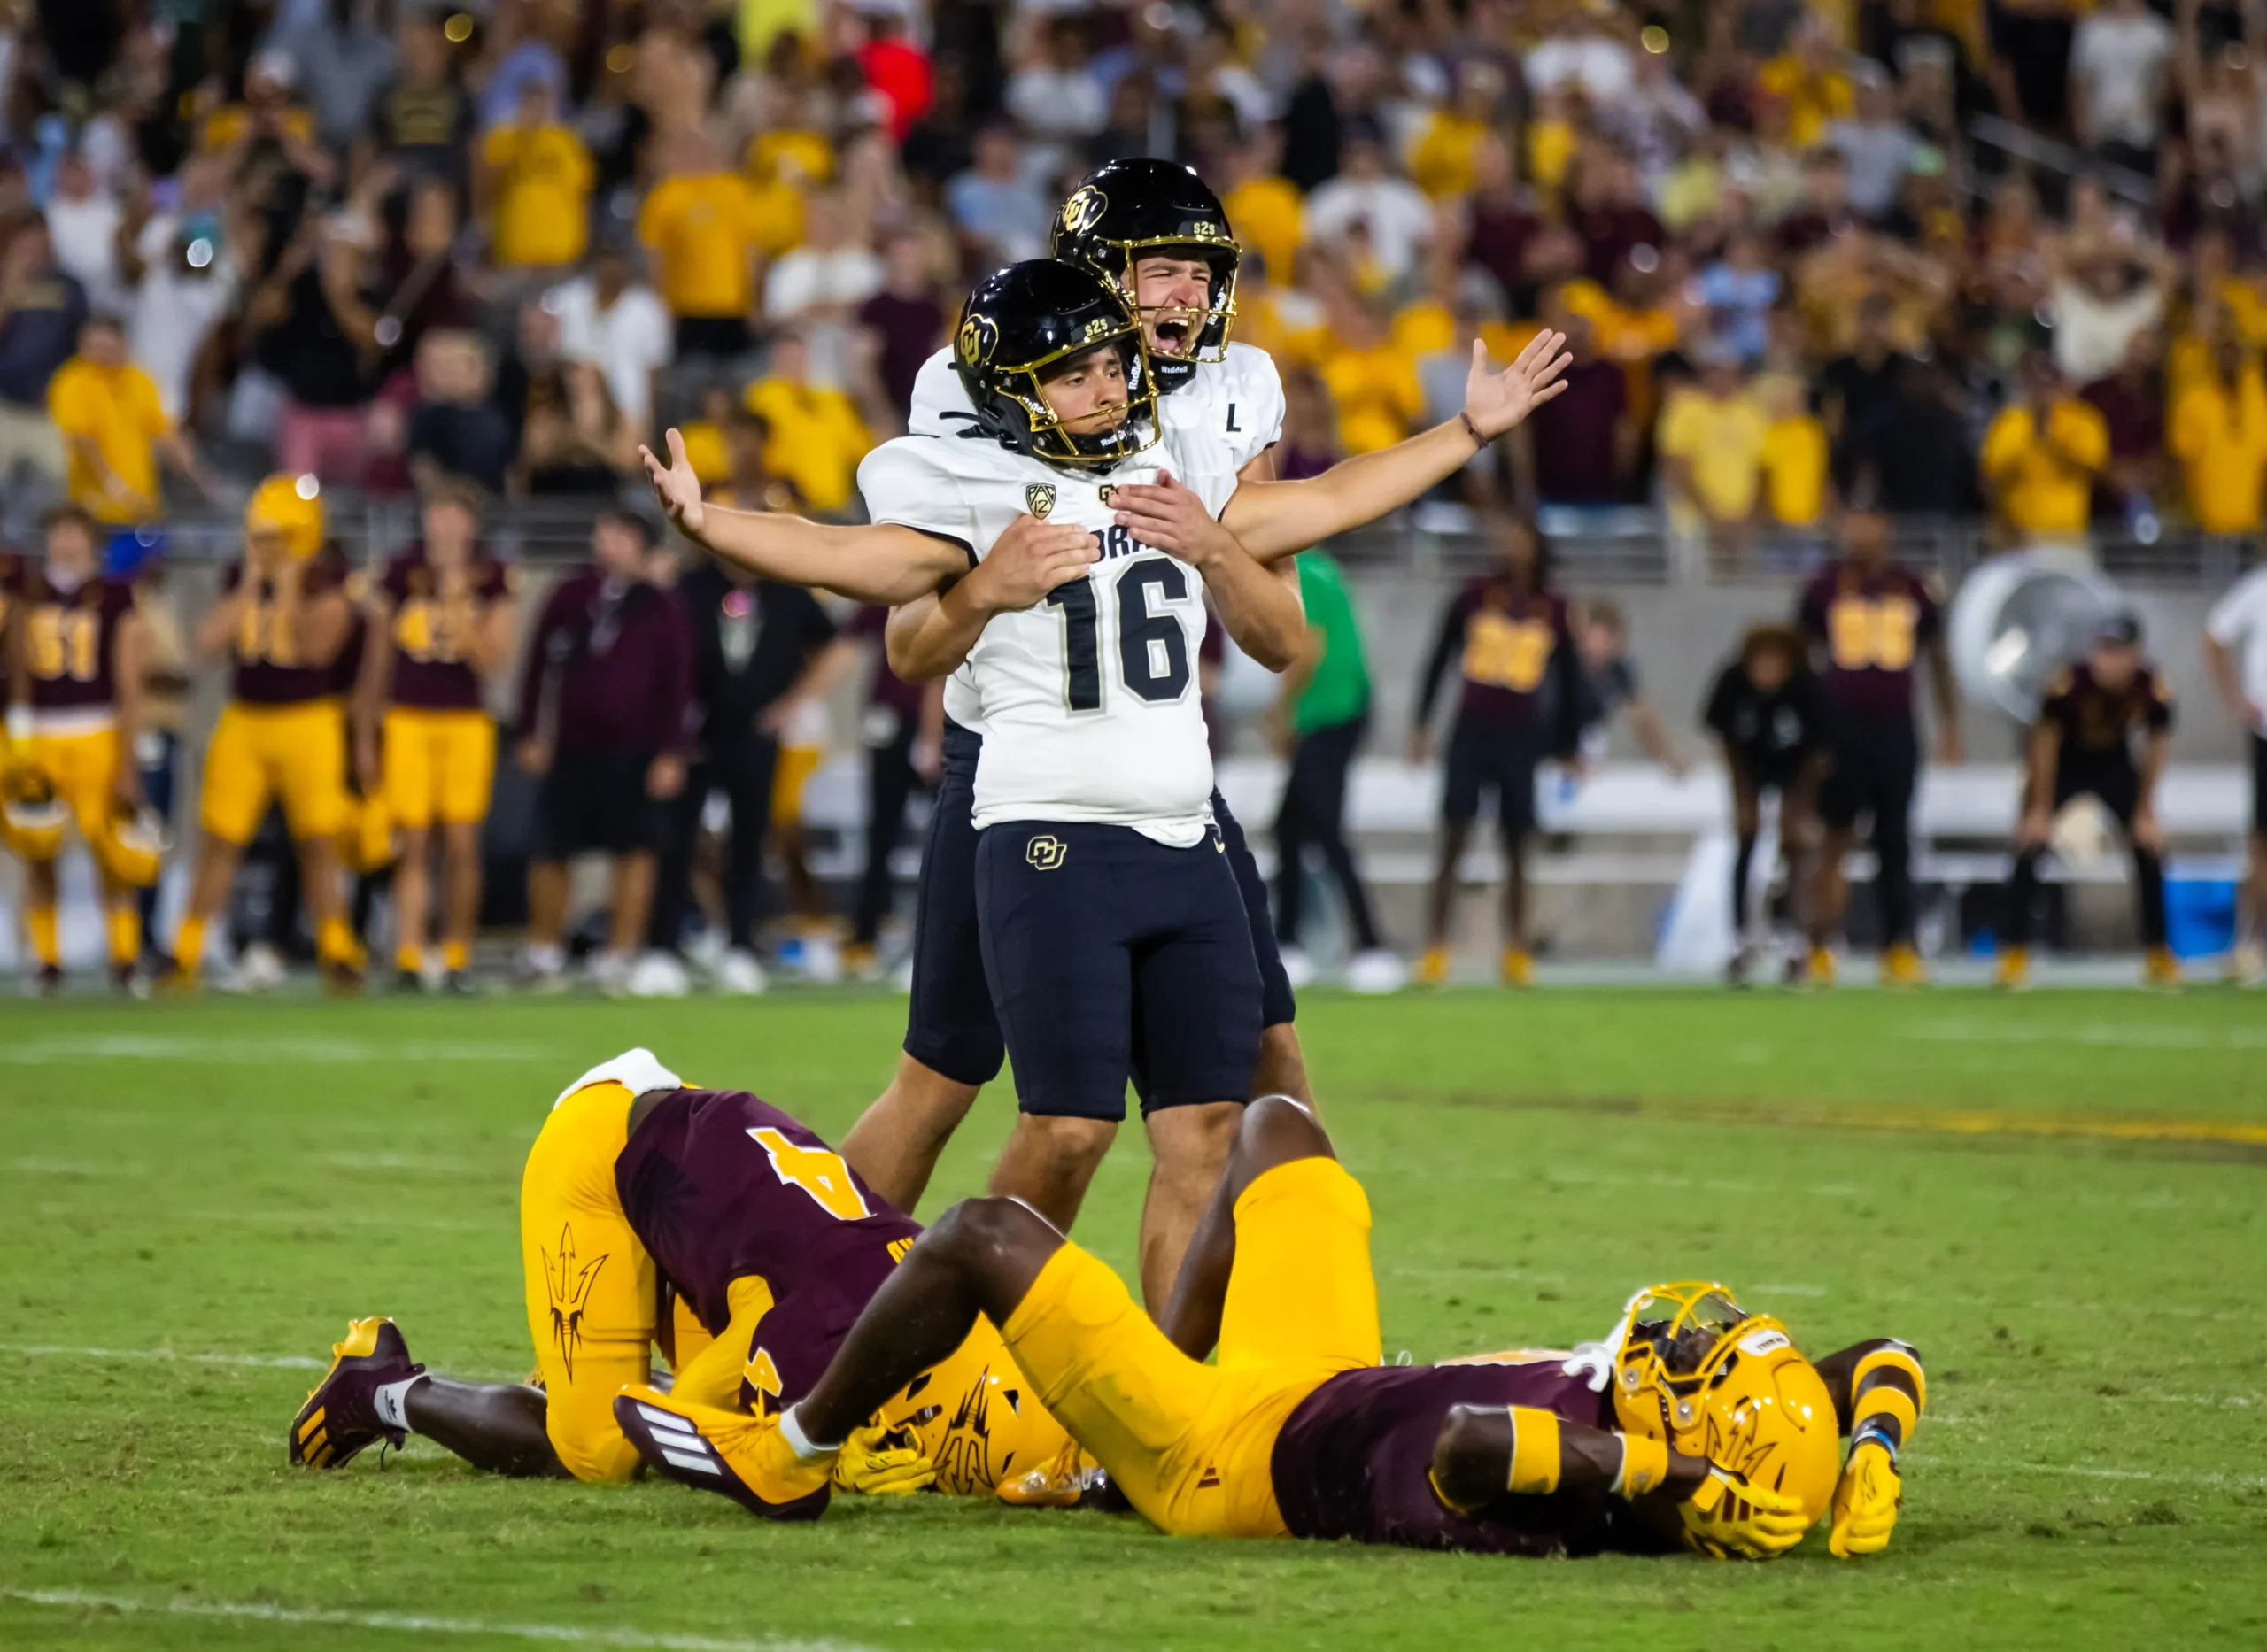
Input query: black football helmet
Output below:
<box><xmin>954</xmin><ymin>259</ymin><xmax>1158</xmax><ymax>470</ymax></box>
<box><xmin>1051</xmin><ymin>158</ymin><xmax>1240</xmax><ymax>390</ymax></box>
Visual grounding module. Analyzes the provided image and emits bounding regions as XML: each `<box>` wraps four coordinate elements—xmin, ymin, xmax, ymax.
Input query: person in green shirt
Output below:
<box><xmin>1265</xmin><ymin>550</ymin><xmax>1402</xmax><ymax>992</ymax></box>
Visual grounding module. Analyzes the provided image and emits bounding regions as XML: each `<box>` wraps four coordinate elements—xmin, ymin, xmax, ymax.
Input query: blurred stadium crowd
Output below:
<box><xmin>2</xmin><ymin>0</ymin><xmax>2267</xmax><ymax>995</ymax></box>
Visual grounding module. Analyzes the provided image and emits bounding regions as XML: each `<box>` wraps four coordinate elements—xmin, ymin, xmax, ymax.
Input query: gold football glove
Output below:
<box><xmin>830</xmin><ymin>1424</ymin><xmax>935</xmax><ymax>1497</ymax></box>
<box><xmin>995</xmin><ymin>1438</ymin><xmax>1106</xmax><ymax>1508</ymax></box>
<box><xmin>1678</xmin><ymin>1464</ymin><xmax>1813</xmax><ymax>1560</ymax></box>
<box><xmin>1829</xmin><ymin>1438</ymin><xmax>1901</xmax><ymax>1556</ymax></box>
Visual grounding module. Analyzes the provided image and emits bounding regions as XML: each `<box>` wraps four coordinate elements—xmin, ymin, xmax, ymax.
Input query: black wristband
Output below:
<box><xmin>1461</xmin><ymin>411</ymin><xmax>1488</xmax><ymax>447</ymax></box>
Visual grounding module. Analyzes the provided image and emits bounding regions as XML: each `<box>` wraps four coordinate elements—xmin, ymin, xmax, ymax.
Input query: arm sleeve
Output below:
<box><xmin>1234</xmin><ymin>348</ymin><xmax>1289</xmax><ymax>469</ymax></box>
<box><xmin>667</xmin><ymin>1275</ymin><xmax>778</xmax><ymax>1409</ymax></box>
<box><xmin>515</xmin><ymin>583</ymin><xmax>568</xmax><ymax>733</ymax></box>
<box><xmin>2146</xmin><ymin>670</ymin><xmax>2176</xmax><ymax>731</ymax></box>
<box><xmin>652</xmin><ymin>591</ymin><xmax>696</xmax><ymax>754</ymax></box>
<box><xmin>1416</xmin><ymin>587</ymin><xmax>1475</xmax><ymax>726</ymax></box>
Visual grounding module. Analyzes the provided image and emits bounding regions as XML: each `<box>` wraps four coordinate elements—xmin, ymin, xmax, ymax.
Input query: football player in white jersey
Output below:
<box><xmin>840</xmin><ymin>162</ymin><xmax>1305</xmax><ymax>1225</ymax></box>
<box><xmin>639</xmin><ymin>261</ymin><xmax>1567</xmax><ymax>1305</ymax></box>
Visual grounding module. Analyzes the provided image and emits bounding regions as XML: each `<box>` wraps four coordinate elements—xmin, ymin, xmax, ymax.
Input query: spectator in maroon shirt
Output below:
<box><xmin>1464</xmin><ymin>135</ymin><xmax>1541</xmax><ymax>309</ymax></box>
<box><xmin>1774</xmin><ymin>150</ymin><xmax>1858</xmax><ymax>257</ymax></box>
<box><xmin>1509</xmin><ymin>297</ymin><xmax>1634</xmax><ymax>506</ymax></box>
<box><xmin>513</xmin><ymin>510</ymin><xmax>692</xmax><ymax>991</ymax></box>
<box><xmin>857</xmin><ymin>230</ymin><xmax>945</xmax><ymax>429</ymax></box>
<box><xmin>1569</xmin><ymin>148</ymin><xmax>1665</xmax><ymax>287</ymax></box>
<box><xmin>2081</xmin><ymin>323</ymin><xmax>2168</xmax><ymax>522</ymax></box>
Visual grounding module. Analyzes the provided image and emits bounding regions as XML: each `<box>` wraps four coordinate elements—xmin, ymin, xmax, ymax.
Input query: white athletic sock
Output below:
<box><xmin>371</xmin><ymin>1375</ymin><xmax>427</xmax><ymax>1432</ymax></box>
<box><xmin>777</xmin><ymin>1404</ymin><xmax>841</xmax><ymax>1463</ymax></box>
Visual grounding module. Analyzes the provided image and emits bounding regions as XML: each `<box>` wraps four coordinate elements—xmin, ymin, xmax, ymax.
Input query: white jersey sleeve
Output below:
<box><xmin>1156</xmin><ymin>342</ymin><xmax>1285</xmax><ymax>475</ymax></box>
<box><xmin>855</xmin><ymin>437</ymin><xmax>980</xmax><ymax>554</ymax></box>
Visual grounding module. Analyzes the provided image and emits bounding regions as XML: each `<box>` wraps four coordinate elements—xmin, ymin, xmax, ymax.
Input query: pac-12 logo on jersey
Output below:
<box><xmin>1025</xmin><ymin>833</ymin><xmax>1067</xmax><ymax>871</ymax></box>
<box><xmin>1026</xmin><ymin>483</ymin><xmax>1056</xmax><ymax>518</ymax></box>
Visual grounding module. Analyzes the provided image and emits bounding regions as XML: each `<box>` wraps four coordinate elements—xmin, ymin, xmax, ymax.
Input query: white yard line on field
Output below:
<box><xmin>1</xmin><ymin>1590</ymin><xmax>883</xmax><ymax>1652</ymax></box>
<box><xmin>0</xmin><ymin>1036</ymin><xmax>553</xmax><ymax>1065</ymax></box>
<box><xmin>1973</xmin><ymin>1459</ymin><xmax>2267</xmax><ymax>1489</ymax></box>
<box><xmin>0</xmin><ymin>1342</ymin><xmax>329</xmax><ymax>1369</ymax></box>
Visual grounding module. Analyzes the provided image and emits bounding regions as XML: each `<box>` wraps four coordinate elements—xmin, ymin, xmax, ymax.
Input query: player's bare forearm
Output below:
<box><xmin>697</xmin><ymin>508</ymin><xmax>966</xmax><ymax>607</ymax></box>
<box><xmin>1928</xmin><ymin>640</ymin><xmax>1961</xmax><ymax>753</ymax></box>
<box><xmin>1200</xmin><ymin>535</ymin><xmax>1304</xmax><ymax>672</ymax></box>
<box><xmin>193</xmin><ymin>593</ymin><xmax>245</xmax><ymax>660</ymax></box>
<box><xmin>2204</xmin><ymin>635</ymin><xmax>2252</xmax><ymax>726</ymax></box>
<box><xmin>885</xmin><ymin>591</ymin><xmax>979</xmax><ymax>682</ymax></box>
<box><xmin>353</xmin><ymin>595</ymin><xmax>394</xmax><ymax>742</ymax></box>
<box><xmin>471</xmin><ymin>599</ymin><xmax>516</xmax><ymax>677</ymax></box>
<box><xmin>112</xmin><ymin>614</ymin><xmax>148</xmax><ymax>757</ymax></box>
<box><xmin>1219</xmin><ymin>420</ymin><xmax>1482</xmax><ymax>562</ymax></box>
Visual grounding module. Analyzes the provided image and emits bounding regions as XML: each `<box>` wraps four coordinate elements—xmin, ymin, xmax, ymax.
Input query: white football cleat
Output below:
<box><xmin>796</xmin><ymin>934</ymin><xmax>842</xmax><ymax>984</ymax></box>
<box><xmin>588</xmin><ymin>950</ymin><xmax>635</xmax><ymax>996</ymax></box>
<box><xmin>1345</xmin><ymin>948</ymin><xmax>1408</xmax><ymax>995</ymax></box>
<box><xmin>2228</xmin><ymin>940</ymin><xmax>2265</xmax><ymax>985</ymax></box>
<box><xmin>714</xmin><ymin>948</ymin><xmax>768</xmax><ymax>996</ymax></box>
<box><xmin>627</xmin><ymin>951</ymin><xmax>691</xmax><ymax>998</ymax></box>
<box><xmin>1278</xmin><ymin>946</ymin><xmax>1317</xmax><ymax>991</ymax></box>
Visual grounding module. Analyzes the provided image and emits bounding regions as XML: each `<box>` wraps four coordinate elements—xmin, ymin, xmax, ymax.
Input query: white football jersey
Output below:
<box><xmin>857</xmin><ymin>425</ymin><xmax>1239</xmax><ymax>845</ymax></box>
<box><xmin>906</xmin><ymin>342</ymin><xmax>1286</xmax><ymax>736</ymax></box>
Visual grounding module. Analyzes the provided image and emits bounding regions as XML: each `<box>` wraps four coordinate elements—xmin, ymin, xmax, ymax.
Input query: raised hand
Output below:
<box><xmin>1464</xmin><ymin>330</ymin><xmax>1574</xmax><ymax>442</ymax></box>
<box><xmin>639</xmin><ymin>428</ymin><xmax>707</xmax><ymax>539</ymax></box>
<box><xmin>967</xmin><ymin>513</ymin><xmax>1102</xmax><ymax>613</ymax></box>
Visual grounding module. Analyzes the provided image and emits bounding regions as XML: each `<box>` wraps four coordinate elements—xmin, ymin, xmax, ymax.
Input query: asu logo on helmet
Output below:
<box><xmin>1606</xmin><ymin>1281</ymin><xmax>1842</xmax><ymax>1540</ymax></box>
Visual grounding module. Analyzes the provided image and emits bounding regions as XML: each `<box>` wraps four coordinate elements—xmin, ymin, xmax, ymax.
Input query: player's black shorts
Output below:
<box><xmin>1817</xmin><ymin>716</ymin><xmax>1918</xmax><ymax>832</ymax></box>
<box><xmin>1215</xmin><ymin>789</ymin><xmax>1296</xmax><ymax>1028</ymax></box>
<box><xmin>1732</xmin><ymin>743</ymin><xmax>1818</xmax><ymax>797</ymax></box>
<box><xmin>1443</xmin><ymin>719</ymin><xmax>1544</xmax><ymax>838</ymax></box>
<box><xmin>901</xmin><ymin>719</ymin><xmax>1006</xmax><ymax>1087</ymax></box>
<box><xmin>2052</xmin><ymin>755</ymin><xmax>2140</xmax><ymax>824</ymax></box>
<box><xmin>974</xmin><ymin>819</ymin><xmax>1263</xmax><ymax>1121</ymax></box>
<box><xmin>534</xmin><ymin>747</ymin><xmax>662</xmax><ymax>858</ymax></box>
<box><xmin>903</xmin><ymin>724</ymin><xmax>1294</xmax><ymax>1085</ymax></box>
<box><xmin>2253</xmin><ymin>735</ymin><xmax>2267</xmax><ymax>833</ymax></box>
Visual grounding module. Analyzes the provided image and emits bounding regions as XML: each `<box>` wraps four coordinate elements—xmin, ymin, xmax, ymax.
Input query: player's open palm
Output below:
<box><xmin>1463</xmin><ymin>330</ymin><xmax>1573</xmax><ymax>441</ymax></box>
<box><xmin>973</xmin><ymin>514</ymin><xmax>1099</xmax><ymax>611</ymax></box>
<box><xmin>640</xmin><ymin>428</ymin><xmax>707</xmax><ymax>538</ymax></box>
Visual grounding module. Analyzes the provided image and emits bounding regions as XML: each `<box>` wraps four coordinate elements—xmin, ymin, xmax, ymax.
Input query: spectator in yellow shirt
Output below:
<box><xmin>1759</xmin><ymin>378</ymin><xmax>1833</xmax><ymax>528</ymax></box>
<box><xmin>1220</xmin><ymin>129</ymin><xmax>1304</xmax><ymax>289</ymax></box>
<box><xmin>1659</xmin><ymin>341</ymin><xmax>1771</xmax><ymax>531</ymax></box>
<box><xmin>47</xmin><ymin>316</ymin><xmax>205</xmax><ymax>522</ymax></box>
<box><xmin>1979</xmin><ymin>352</ymin><xmax>2110</xmax><ymax>541</ymax></box>
<box><xmin>742</xmin><ymin>330</ymin><xmax>873</xmax><ymax>514</ymax></box>
<box><xmin>637</xmin><ymin>129</ymin><xmax>767</xmax><ymax>359</ymax></box>
<box><xmin>2169</xmin><ymin>336</ymin><xmax>2267</xmax><ymax>534</ymax></box>
<box><xmin>1409</xmin><ymin>62</ymin><xmax>1506</xmax><ymax>200</ymax></box>
<box><xmin>1755</xmin><ymin>19</ymin><xmax>1854</xmax><ymax>148</ymax></box>
<box><xmin>479</xmin><ymin>80</ymin><xmax>594</xmax><ymax>272</ymax></box>
<box><xmin>1317</xmin><ymin>292</ymin><xmax>1426</xmax><ymax>454</ymax></box>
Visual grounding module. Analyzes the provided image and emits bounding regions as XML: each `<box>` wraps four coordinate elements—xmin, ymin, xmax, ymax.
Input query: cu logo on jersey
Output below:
<box><xmin>1061</xmin><ymin>185</ymin><xmax>1107</xmax><ymax>235</ymax></box>
<box><xmin>1025</xmin><ymin>833</ymin><xmax>1067</xmax><ymax>872</ymax></box>
<box><xmin>1026</xmin><ymin>483</ymin><xmax>1056</xmax><ymax>518</ymax></box>
<box><xmin>958</xmin><ymin>312</ymin><xmax>997</xmax><ymax>367</ymax></box>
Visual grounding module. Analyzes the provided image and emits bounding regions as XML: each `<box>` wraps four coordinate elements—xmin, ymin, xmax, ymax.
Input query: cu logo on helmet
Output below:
<box><xmin>1025</xmin><ymin>833</ymin><xmax>1067</xmax><ymax>871</ymax></box>
<box><xmin>958</xmin><ymin>313</ymin><xmax>997</xmax><ymax>366</ymax></box>
<box><xmin>1062</xmin><ymin>186</ymin><xmax>1107</xmax><ymax>235</ymax></box>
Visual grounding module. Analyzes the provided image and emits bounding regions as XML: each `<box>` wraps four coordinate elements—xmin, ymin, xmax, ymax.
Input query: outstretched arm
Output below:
<box><xmin>1428</xmin><ymin>1404</ymin><xmax>1809</xmax><ymax>1559</ymax></box>
<box><xmin>882</xmin><ymin>514</ymin><xmax>1103</xmax><ymax>682</ymax></box>
<box><xmin>641</xmin><ymin>430</ymin><xmax>970</xmax><ymax>606</ymax></box>
<box><xmin>1110</xmin><ymin>335</ymin><xmax>1571</xmax><ymax>564</ymax></box>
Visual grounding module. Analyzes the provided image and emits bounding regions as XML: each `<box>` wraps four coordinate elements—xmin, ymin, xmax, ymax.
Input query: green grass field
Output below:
<box><xmin>4</xmin><ymin>987</ymin><xmax>2265</xmax><ymax>1651</ymax></box>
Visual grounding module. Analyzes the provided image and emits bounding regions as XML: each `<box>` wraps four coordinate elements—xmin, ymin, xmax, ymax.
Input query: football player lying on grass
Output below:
<box><xmin>615</xmin><ymin>1094</ymin><xmax>1924</xmax><ymax>1560</ymax></box>
<box><xmin>289</xmin><ymin>1049</ymin><xmax>1072</xmax><ymax>1500</ymax></box>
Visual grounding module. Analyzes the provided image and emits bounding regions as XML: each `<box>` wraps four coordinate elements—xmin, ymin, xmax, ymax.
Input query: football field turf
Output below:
<box><xmin>3</xmin><ymin>987</ymin><xmax>2263</xmax><ymax>1651</ymax></box>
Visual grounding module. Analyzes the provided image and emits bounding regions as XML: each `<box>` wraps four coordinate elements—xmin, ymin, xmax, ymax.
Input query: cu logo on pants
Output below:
<box><xmin>1025</xmin><ymin>833</ymin><xmax>1067</xmax><ymax>871</ymax></box>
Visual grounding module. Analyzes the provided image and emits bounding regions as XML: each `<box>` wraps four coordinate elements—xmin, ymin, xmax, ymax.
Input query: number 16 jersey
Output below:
<box><xmin>857</xmin><ymin>429</ymin><xmax>1238</xmax><ymax>847</ymax></box>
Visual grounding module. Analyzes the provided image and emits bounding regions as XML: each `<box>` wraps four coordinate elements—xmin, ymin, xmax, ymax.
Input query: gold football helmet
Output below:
<box><xmin>867</xmin><ymin>1320</ymin><xmax>1071</xmax><ymax>1499</ymax></box>
<box><xmin>100</xmin><ymin>802</ymin><xmax>169</xmax><ymax>887</ymax></box>
<box><xmin>1607</xmin><ymin>1281</ymin><xmax>1840</xmax><ymax>1535</ymax></box>
<box><xmin>1</xmin><ymin>767</ymin><xmax>67</xmax><ymax>861</ymax></box>
<box><xmin>245</xmin><ymin>473</ymin><xmax>326</xmax><ymax>562</ymax></box>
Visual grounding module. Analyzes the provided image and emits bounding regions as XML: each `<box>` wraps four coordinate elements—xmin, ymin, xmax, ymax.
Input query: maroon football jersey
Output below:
<box><xmin>2042</xmin><ymin>660</ymin><xmax>2174</xmax><ymax>760</ymax></box>
<box><xmin>380</xmin><ymin>549</ymin><xmax>515</xmax><ymax>712</ymax></box>
<box><xmin>225</xmin><ymin>548</ymin><xmax>352</xmax><ymax>705</ymax></box>
<box><xmin>612</xmin><ymin>1088</ymin><xmax>922</xmax><ymax>1409</ymax></box>
<box><xmin>1797</xmin><ymin>563</ymin><xmax>1940</xmax><ymax>722</ymax></box>
<box><xmin>1269</xmin><ymin>1357</ymin><xmax>1629</xmax><ymax>1556</ymax></box>
<box><xmin>1435</xmin><ymin>583</ymin><xmax>1571</xmax><ymax>730</ymax></box>
<box><xmin>19</xmin><ymin>572</ymin><xmax>135</xmax><ymax>714</ymax></box>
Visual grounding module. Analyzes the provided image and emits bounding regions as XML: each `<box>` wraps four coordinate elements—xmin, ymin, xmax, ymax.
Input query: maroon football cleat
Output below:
<box><xmin>290</xmin><ymin>1317</ymin><xmax>422</xmax><ymax>1469</ymax></box>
